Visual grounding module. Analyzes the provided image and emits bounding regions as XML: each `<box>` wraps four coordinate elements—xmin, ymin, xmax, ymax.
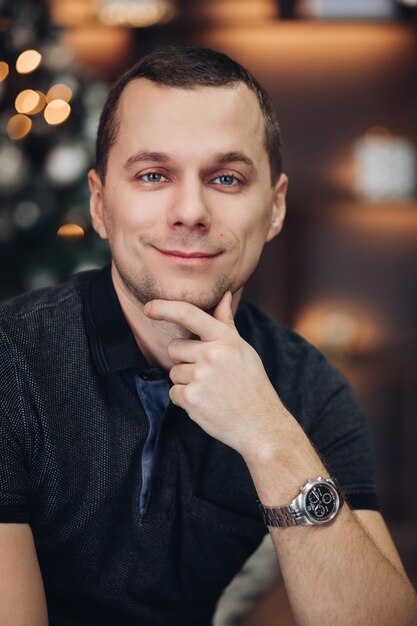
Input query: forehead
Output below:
<box><xmin>112</xmin><ymin>78</ymin><xmax>267</xmax><ymax>163</ymax></box>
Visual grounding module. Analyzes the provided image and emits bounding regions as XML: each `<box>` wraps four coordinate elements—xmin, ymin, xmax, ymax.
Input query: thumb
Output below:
<box><xmin>213</xmin><ymin>291</ymin><xmax>235</xmax><ymax>327</ymax></box>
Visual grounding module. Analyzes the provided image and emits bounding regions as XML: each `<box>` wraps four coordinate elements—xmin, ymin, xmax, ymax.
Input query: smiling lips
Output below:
<box><xmin>155</xmin><ymin>248</ymin><xmax>221</xmax><ymax>261</ymax></box>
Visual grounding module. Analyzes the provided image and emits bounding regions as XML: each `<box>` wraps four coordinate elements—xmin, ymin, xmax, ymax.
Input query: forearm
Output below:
<box><xmin>0</xmin><ymin>524</ymin><xmax>49</xmax><ymax>626</ymax></box>
<box><xmin>267</xmin><ymin>505</ymin><xmax>415</xmax><ymax>626</ymax></box>
<box><xmin>243</xmin><ymin>416</ymin><xmax>417</xmax><ymax>626</ymax></box>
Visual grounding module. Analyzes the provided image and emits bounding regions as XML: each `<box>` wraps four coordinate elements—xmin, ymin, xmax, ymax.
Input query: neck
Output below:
<box><xmin>110</xmin><ymin>265</ymin><xmax>187</xmax><ymax>369</ymax></box>
<box><xmin>110</xmin><ymin>264</ymin><xmax>242</xmax><ymax>370</ymax></box>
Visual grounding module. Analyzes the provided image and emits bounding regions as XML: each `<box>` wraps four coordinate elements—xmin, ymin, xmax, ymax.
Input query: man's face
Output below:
<box><xmin>89</xmin><ymin>78</ymin><xmax>287</xmax><ymax>311</ymax></box>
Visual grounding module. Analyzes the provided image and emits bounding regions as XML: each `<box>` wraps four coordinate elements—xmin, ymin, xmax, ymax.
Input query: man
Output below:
<box><xmin>0</xmin><ymin>46</ymin><xmax>415</xmax><ymax>626</ymax></box>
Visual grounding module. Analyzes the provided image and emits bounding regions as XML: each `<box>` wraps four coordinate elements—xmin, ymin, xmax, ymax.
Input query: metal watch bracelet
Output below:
<box><xmin>257</xmin><ymin>477</ymin><xmax>343</xmax><ymax>528</ymax></box>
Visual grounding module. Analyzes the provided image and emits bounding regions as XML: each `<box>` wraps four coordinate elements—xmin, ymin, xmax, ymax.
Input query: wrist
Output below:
<box><xmin>242</xmin><ymin>417</ymin><xmax>327</xmax><ymax>506</ymax></box>
<box><xmin>240</xmin><ymin>402</ymin><xmax>297</xmax><ymax>464</ymax></box>
<box><xmin>258</xmin><ymin>476</ymin><xmax>343</xmax><ymax>527</ymax></box>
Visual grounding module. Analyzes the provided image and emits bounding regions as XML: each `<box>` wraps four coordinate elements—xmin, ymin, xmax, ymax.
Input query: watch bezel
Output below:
<box><xmin>299</xmin><ymin>477</ymin><xmax>341</xmax><ymax>525</ymax></box>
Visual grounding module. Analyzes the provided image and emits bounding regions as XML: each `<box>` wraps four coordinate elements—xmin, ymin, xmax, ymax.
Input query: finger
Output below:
<box><xmin>169</xmin><ymin>363</ymin><xmax>195</xmax><ymax>385</ymax></box>
<box><xmin>213</xmin><ymin>291</ymin><xmax>235</xmax><ymax>327</ymax></box>
<box><xmin>144</xmin><ymin>299</ymin><xmax>230</xmax><ymax>341</ymax></box>
<box><xmin>168</xmin><ymin>338</ymin><xmax>201</xmax><ymax>363</ymax></box>
<box><xmin>169</xmin><ymin>384</ymin><xmax>186</xmax><ymax>409</ymax></box>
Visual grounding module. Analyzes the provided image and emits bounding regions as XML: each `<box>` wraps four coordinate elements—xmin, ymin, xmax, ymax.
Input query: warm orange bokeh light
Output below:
<box><xmin>15</xmin><ymin>89</ymin><xmax>41</xmax><ymax>114</ymax></box>
<box><xmin>7</xmin><ymin>114</ymin><xmax>32</xmax><ymax>140</ymax></box>
<box><xmin>200</xmin><ymin>23</ymin><xmax>415</xmax><ymax>79</ymax></box>
<box><xmin>44</xmin><ymin>99</ymin><xmax>71</xmax><ymax>125</ymax></box>
<box><xmin>294</xmin><ymin>300</ymin><xmax>386</xmax><ymax>355</ymax></box>
<box><xmin>197</xmin><ymin>0</ymin><xmax>276</xmax><ymax>25</ymax></box>
<box><xmin>16</xmin><ymin>49</ymin><xmax>42</xmax><ymax>74</ymax></box>
<box><xmin>49</xmin><ymin>0</ymin><xmax>97</xmax><ymax>27</ymax></box>
<box><xmin>57</xmin><ymin>224</ymin><xmax>85</xmax><ymax>240</ymax></box>
<box><xmin>30</xmin><ymin>91</ymin><xmax>47</xmax><ymax>114</ymax></box>
<box><xmin>0</xmin><ymin>61</ymin><xmax>9</xmax><ymax>81</ymax></box>
<box><xmin>46</xmin><ymin>83</ymin><xmax>73</xmax><ymax>103</ymax></box>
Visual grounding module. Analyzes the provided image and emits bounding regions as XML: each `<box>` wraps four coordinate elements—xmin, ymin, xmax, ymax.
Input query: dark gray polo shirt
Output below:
<box><xmin>0</xmin><ymin>265</ymin><xmax>378</xmax><ymax>625</ymax></box>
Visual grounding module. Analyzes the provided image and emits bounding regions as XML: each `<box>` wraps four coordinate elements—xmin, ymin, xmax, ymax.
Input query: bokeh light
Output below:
<box><xmin>42</xmin><ymin>42</ymin><xmax>74</xmax><ymax>72</ymax></box>
<box><xmin>15</xmin><ymin>89</ymin><xmax>42</xmax><ymax>114</ymax></box>
<box><xmin>99</xmin><ymin>0</ymin><xmax>175</xmax><ymax>27</ymax></box>
<box><xmin>355</xmin><ymin>130</ymin><xmax>416</xmax><ymax>200</ymax></box>
<box><xmin>7</xmin><ymin>114</ymin><xmax>32</xmax><ymax>140</ymax></box>
<box><xmin>14</xmin><ymin>201</ymin><xmax>41</xmax><ymax>229</ymax></box>
<box><xmin>294</xmin><ymin>300</ymin><xmax>385</xmax><ymax>355</ymax></box>
<box><xmin>57</xmin><ymin>223</ymin><xmax>85</xmax><ymax>241</ymax></box>
<box><xmin>0</xmin><ymin>61</ymin><xmax>9</xmax><ymax>81</ymax></box>
<box><xmin>45</xmin><ymin>143</ymin><xmax>89</xmax><ymax>186</ymax></box>
<box><xmin>46</xmin><ymin>83</ymin><xmax>73</xmax><ymax>103</ymax></box>
<box><xmin>16</xmin><ymin>49</ymin><xmax>42</xmax><ymax>74</ymax></box>
<box><xmin>30</xmin><ymin>91</ymin><xmax>47</xmax><ymax>114</ymax></box>
<box><xmin>44</xmin><ymin>99</ymin><xmax>71</xmax><ymax>125</ymax></box>
<box><xmin>0</xmin><ymin>143</ymin><xmax>30</xmax><ymax>191</ymax></box>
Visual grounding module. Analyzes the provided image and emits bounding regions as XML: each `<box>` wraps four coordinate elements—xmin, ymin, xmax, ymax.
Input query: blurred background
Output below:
<box><xmin>1</xmin><ymin>0</ymin><xmax>416</xmax><ymax>621</ymax></box>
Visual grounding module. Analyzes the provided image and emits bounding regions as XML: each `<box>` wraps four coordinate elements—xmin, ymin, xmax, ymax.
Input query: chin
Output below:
<box><xmin>113</xmin><ymin>259</ymin><xmax>232</xmax><ymax>312</ymax></box>
<box><xmin>161</xmin><ymin>291</ymin><xmax>221</xmax><ymax>312</ymax></box>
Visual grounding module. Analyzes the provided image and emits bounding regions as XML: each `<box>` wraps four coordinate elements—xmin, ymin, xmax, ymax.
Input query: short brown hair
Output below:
<box><xmin>95</xmin><ymin>46</ymin><xmax>283</xmax><ymax>185</ymax></box>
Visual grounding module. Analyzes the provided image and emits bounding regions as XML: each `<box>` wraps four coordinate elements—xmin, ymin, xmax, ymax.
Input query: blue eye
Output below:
<box><xmin>215</xmin><ymin>175</ymin><xmax>238</xmax><ymax>186</ymax></box>
<box><xmin>141</xmin><ymin>172</ymin><xmax>167</xmax><ymax>183</ymax></box>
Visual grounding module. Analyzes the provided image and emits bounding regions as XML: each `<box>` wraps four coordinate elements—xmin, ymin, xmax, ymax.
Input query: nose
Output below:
<box><xmin>167</xmin><ymin>176</ymin><xmax>211</xmax><ymax>231</ymax></box>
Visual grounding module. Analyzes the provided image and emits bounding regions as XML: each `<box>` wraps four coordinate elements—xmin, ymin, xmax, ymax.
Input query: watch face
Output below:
<box><xmin>304</xmin><ymin>482</ymin><xmax>338</xmax><ymax>523</ymax></box>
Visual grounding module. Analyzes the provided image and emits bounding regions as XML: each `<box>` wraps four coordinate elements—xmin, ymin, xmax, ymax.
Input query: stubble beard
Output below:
<box><xmin>113</xmin><ymin>255</ymin><xmax>233</xmax><ymax>313</ymax></box>
<box><xmin>103</xmin><ymin>206</ymin><xmax>248</xmax><ymax>315</ymax></box>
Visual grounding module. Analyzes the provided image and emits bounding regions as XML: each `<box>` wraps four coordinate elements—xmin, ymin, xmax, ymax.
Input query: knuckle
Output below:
<box><xmin>204</xmin><ymin>345</ymin><xmax>221</xmax><ymax>366</ymax></box>
<box><xmin>192</xmin><ymin>366</ymin><xmax>205</xmax><ymax>382</ymax></box>
<box><xmin>183</xmin><ymin>385</ymin><xmax>196</xmax><ymax>405</ymax></box>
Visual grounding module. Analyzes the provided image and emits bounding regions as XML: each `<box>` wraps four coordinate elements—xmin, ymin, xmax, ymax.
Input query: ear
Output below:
<box><xmin>88</xmin><ymin>168</ymin><xmax>108</xmax><ymax>240</ymax></box>
<box><xmin>265</xmin><ymin>173</ymin><xmax>288</xmax><ymax>243</ymax></box>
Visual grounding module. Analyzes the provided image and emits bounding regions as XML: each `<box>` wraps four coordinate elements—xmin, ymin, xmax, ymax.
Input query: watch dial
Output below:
<box><xmin>305</xmin><ymin>484</ymin><xmax>337</xmax><ymax>521</ymax></box>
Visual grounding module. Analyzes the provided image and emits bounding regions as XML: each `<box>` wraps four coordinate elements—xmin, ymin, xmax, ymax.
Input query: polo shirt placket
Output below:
<box><xmin>83</xmin><ymin>267</ymin><xmax>188</xmax><ymax>529</ymax></box>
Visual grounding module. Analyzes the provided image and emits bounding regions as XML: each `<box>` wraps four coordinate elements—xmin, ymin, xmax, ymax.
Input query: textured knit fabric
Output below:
<box><xmin>0</xmin><ymin>265</ymin><xmax>379</xmax><ymax>626</ymax></box>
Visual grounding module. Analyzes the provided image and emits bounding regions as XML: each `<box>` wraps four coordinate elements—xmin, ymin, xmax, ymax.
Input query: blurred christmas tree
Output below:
<box><xmin>0</xmin><ymin>0</ymin><xmax>110</xmax><ymax>299</ymax></box>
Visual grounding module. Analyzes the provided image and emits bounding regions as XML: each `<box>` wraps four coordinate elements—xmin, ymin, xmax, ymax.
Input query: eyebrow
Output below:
<box><xmin>122</xmin><ymin>150</ymin><xmax>256</xmax><ymax>171</ymax></box>
<box><xmin>123</xmin><ymin>151</ymin><xmax>171</xmax><ymax>169</ymax></box>
<box><xmin>213</xmin><ymin>151</ymin><xmax>255</xmax><ymax>170</ymax></box>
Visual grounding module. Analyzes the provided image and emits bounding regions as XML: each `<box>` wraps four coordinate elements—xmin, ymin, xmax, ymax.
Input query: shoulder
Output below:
<box><xmin>236</xmin><ymin>300</ymin><xmax>348</xmax><ymax>424</ymax></box>
<box><xmin>0</xmin><ymin>270</ymin><xmax>98</xmax><ymax>352</ymax></box>
<box><xmin>0</xmin><ymin>270</ymin><xmax>96</xmax><ymax>320</ymax></box>
<box><xmin>236</xmin><ymin>299</ymin><xmax>328</xmax><ymax>375</ymax></box>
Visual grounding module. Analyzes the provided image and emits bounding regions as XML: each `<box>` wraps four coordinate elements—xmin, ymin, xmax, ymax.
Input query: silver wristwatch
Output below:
<box><xmin>258</xmin><ymin>477</ymin><xmax>343</xmax><ymax>527</ymax></box>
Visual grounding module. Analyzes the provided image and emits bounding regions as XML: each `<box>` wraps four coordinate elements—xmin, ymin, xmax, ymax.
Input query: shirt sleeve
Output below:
<box><xmin>0</xmin><ymin>326</ymin><xmax>31</xmax><ymax>522</ymax></box>
<box><xmin>303</xmin><ymin>351</ymin><xmax>379</xmax><ymax>511</ymax></box>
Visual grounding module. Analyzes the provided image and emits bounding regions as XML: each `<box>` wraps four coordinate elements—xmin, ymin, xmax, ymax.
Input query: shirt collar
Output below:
<box><xmin>83</xmin><ymin>264</ymin><xmax>167</xmax><ymax>379</ymax></box>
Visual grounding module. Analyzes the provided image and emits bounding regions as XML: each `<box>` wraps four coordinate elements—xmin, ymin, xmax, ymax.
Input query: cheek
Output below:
<box><xmin>225</xmin><ymin>227</ymin><xmax>264</xmax><ymax>279</ymax></box>
<box><xmin>104</xmin><ymin>188</ymin><xmax>163</xmax><ymax>234</ymax></box>
<box><xmin>235</xmin><ymin>215</ymin><xmax>272</xmax><ymax>272</ymax></box>
<box><xmin>236</xmin><ymin>213</ymin><xmax>271</xmax><ymax>255</ymax></box>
